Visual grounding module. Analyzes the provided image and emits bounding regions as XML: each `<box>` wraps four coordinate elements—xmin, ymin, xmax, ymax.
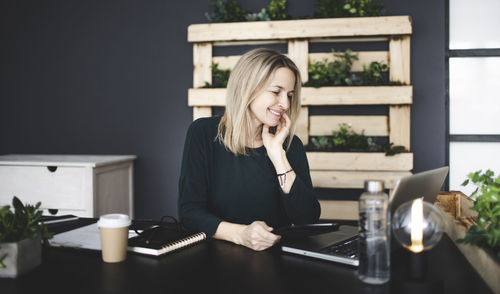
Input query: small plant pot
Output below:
<box><xmin>0</xmin><ymin>237</ymin><xmax>41</xmax><ymax>278</ymax></box>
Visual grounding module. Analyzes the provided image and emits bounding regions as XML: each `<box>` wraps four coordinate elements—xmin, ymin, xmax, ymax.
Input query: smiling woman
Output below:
<box><xmin>178</xmin><ymin>48</ymin><xmax>320</xmax><ymax>251</ymax></box>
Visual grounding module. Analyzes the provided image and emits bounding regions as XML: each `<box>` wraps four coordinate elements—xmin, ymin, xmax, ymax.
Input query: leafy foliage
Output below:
<box><xmin>205</xmin><ymin>0</ymin><xmax>386</xmax><ymax>23</ymax></box>
<box><xmin>309</xmin><ymin>136</ymin><xmax>333</xmax><ymax>152</ymax></box>
<box><xmin>331</xmin><ymin>123</ymin><xmax>379</xmax><ymax>151</ymax></box>
<box><xmin>266</xmin><ymin>0</ymin><xmax>288</xmax><ymax>20</ymax></box>
<box><xmin>0</xmin><ymin>197</ymin><xmax>51</xmax><ymax>243</ymax></box>
<box><xmin>360</xmin><ymin>61</ymin><xmax>389</xmax><ymax>85</ymax></box>
<box><xmin>314</xmin><ymin>0</ymin><xmax>344</xmax><ymax>18</ymax></box>
<box><xmin>206</xmin><ymin>0</ymin><xmax>288</xmax><ymax>22</ymax></box>
<box><xmin>205</xmin><ymin>0</ymin><xmax>248</xmax><ymax>23</ymax></box>
<box><xmin>203</xmin><ymin>63</ymin><xmax>231</xmax><ymax>88</ymax></box>
<box><xmin>314</xmin><ymin>0</ymin><xmax>384</xmax><ymax>18</ymax></box>
<box><xmin>458</xmin><ymin>170</ymin><xmax>500</xmax><ymax>258</ymax></box>
<box><xmin>305</xmin><ymin>50</ymin><xmax>393</xmax><ymax>87</ymax></box>
<box><xmin>307</xmin><ymin>123</ymin><xmax>377</xmax><ymax>152</ymax></box>
<box><xmin>306</xmin><ymin>50</ymin><xmax>359</xmax><ymax>87</ymax></box>
<box><xmin>306</xmin><ymin>124</ymin><xmax>408</xmax><ymax>155</ymax></box>
<box><xmin>246</xmin><ymin>9</ymin><xmax>271</xmax><ymax>21</ymax></box>
<box><xmin>0</xmin><ymin>196</ymin><xmax>52</xmax><ymax>268</ymax></box>
<box><xmin>382</xmin><ymin>143</ymin><xmax>408</xmax><ymax>156</ymax></box>
<box><xmin>342</xmin><ymin>0</ymin><xmax>384</xmax><ymax>17</ymax></box>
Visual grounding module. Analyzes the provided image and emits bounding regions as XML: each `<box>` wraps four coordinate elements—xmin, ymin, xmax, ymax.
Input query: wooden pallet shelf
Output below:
<box><xmin>188</xmin><ymin>16</ymin><xmax>413</xmax><ymax>220</ymax></box>
<box><xmin>188</xmin><ymin>16</ymin><xmax>412</xmax><ymax>42</ymax></box>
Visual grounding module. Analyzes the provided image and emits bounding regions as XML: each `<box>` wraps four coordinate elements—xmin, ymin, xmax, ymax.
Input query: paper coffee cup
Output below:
<box><xmin>97</xmin><ymin>214</ymin><xmax>131</xmax><ymax>263</ymax></box>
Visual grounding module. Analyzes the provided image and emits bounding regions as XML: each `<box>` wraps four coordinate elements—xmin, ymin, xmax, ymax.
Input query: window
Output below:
<box><xmin>447</xmin><ymin>0</ymin><xmax>500</xmax><ymax>193</ymax></box>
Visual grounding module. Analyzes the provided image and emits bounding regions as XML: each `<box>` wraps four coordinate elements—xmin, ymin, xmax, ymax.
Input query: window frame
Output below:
<box><xmin>445</xmin><ymin>0</ymin><xmax>500</xmax><ymax>190</ymax></box>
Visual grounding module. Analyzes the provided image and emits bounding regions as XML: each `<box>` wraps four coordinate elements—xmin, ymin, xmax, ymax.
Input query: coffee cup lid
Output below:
<box><xmin>97</xmin><ymin>214</ymin><xmax>131</xmax><ymax>228</ymax></box>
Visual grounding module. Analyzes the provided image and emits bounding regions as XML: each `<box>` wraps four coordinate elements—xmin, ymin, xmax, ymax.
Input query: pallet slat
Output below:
<box><xmin>288</xmin><ymin>40</ymin><xmax>309</xmax><ymax>83</ymax></box>
<box><xmin>319</xmin><ymin>200</ymin><xmax>359</xmax><ymax>221</ymax></box>
<box><xmin>188</xmin><ymin>86</ymin><xmax>413</xmax><ymax>106</ymax></box>
<box><xmin>309</xmin><ymin>115</ymin><xmax>388</xmax><ymax>136</ymax></box>
<box><xmin>296</xmin><ymin>107</ymin><xmax>309</xmax><ymax>145</ymax></box>
<box><xmin>188</xmin><ymin>16</ymin><xmax>412</xmax><ymax>42</ymax></box>
<box><xmin>389</xmin><ymin>36</ymin><xmax>411</xmax><ymax>84</ymax></box>
<box><xmin>389</xmin><ymin>105</ymin><xmax>411</xmax><ymax>149</ymax></box>
<box><xmin>307</xmin><ymin>152</ymin><xmax>413</xmax><ymax>171</ymax></box>
<box><xmin>302</xmin><ymin>86</ymin><xmax>412</xmax><ymax>105</ymax></box>
<box><xmin>311</xmin><ymin>170</ymin><xmax>411</xmax><ymax>189</ymax></box>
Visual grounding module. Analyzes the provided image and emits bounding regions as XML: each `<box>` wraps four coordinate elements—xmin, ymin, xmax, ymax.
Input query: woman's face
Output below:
<box><xmin>249</xmin><ymin>67</ymin><xmax>295</xmax><ymax>128</ymax></box>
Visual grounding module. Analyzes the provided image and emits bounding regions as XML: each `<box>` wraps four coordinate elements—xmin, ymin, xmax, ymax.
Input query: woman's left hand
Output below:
<box><xmin>262</xmin><ymin>113</ymin><xmax>290</xmax><ymax>159</ymax></box>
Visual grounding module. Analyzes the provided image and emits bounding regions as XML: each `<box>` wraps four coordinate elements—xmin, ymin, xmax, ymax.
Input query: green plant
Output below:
<box><xmin>266</xmin><ymin>0</ymin><xmax>288</xmax><ymax>20</ymax></box>
<box><xmin>360</xmin><ymin>61</ymin><xmax>389</xmax><ymax>85</ymax></box>
<box><xmin>246</xmin><ymin>8</ymin><xmax>271</xmax><ymax>21</ymax></box>
<box><xmin>246</xmin><ymin>0</ymin><xmax>288</xmax><ymax>21</ymax></box>
<box><xmin>343</xmin><ymin>0</ymin><xmax>384</xmax><ymax>17</ymax></box>
<box><xmin>309</xmin><ymin>136</ymin><xmax>333</xmax><ymax>151</ymax></box>
<box><xmin>0</xmin><ymin>196</ymin><xmax>52</xmax><ymax>268</ymax></box>
<box><xmin>306</xmin><ymin>50</ymin><xmax>359</xmax><ymax>87</ymax></box>
<box><xmin>306</xmin><ymin>124</ymin><xmax>407</xmax><ymax>155</ymax></box>
<box><xmin>314</xmin><ymin>0</ymin><xmax>344</xmax><ymax>18</ymax></box>
<box><xmin>203</xmin><ymin>63</ymin><xmax>231</xmax><ymax>88</ymax></box>
<box><xmin>458</xmin><ymin>170</ymin><xmax>500</xmax><ymax>258</ymax></box>
<box><xmin>205</xmin><ymin>0</ymin><xmax>248</xmax><ymax>23</ymax></box>
<box><xmin>331</xmin><ymin>123</ymin><xmax>379</xmax><ymax>151</ymax></box>
<box><xmin>382</xmin><ymin>142</ymin><xmax>408</xmax><ymax>156</ymax></box>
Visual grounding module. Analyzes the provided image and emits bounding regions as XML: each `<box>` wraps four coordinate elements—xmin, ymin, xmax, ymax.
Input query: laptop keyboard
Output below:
<box><xmin>320</xmin><ymin>236</ymin><xmax>359</xmax><ymax>259</ymax></box>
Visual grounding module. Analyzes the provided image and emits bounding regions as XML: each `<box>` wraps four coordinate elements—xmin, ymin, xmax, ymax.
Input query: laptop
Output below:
<box><xmin>280</xmin><ymin>166</ymin><xmax>449</xmax><ymax>266</ymax></box>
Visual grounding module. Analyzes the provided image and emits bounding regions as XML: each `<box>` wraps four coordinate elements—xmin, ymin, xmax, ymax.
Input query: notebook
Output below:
<box><xmin>281</xmin><ymin>166</ymin><xmax>449</xmax><ymax>266</ymax></box>
<box><xmin>127</xmin><ymin>225</ymin><xmax>206</xmax><ymax>256</ymax></box>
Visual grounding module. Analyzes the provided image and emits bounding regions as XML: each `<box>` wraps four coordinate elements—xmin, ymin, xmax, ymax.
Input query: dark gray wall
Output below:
<box><xmin>0</xmin><ymin>0</ymin><xmax>445</xmax><ymax>219</ymax></box>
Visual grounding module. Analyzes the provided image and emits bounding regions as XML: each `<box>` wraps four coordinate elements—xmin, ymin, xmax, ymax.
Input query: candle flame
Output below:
<box><xmin>409</xmin><ymin>198</ymin><xmax>424</xmax><ymax>253</ymax></box>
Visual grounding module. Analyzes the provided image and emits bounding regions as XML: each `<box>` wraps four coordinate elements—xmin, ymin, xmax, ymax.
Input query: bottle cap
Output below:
<box><xmin>364</xmin><ymin>180</ymin><xmax>384</xmax><ymax>193</ymax></box>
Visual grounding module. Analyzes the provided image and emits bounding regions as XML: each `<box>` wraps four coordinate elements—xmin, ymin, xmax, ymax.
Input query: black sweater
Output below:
<box><xmin>178</xmin><ymin>116</ymin><xmax>321</xmax><ymax>237</ymax></box>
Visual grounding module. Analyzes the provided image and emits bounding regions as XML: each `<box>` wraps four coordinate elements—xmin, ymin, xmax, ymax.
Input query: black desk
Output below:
<box><xmin>0</xmin><ymin>219</ymin><xmax>493</xmax><ymax>294</ymax></box>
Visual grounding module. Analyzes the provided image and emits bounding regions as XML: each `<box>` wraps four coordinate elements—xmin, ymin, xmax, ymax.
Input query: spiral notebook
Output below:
<box><xmin>127</xmin><ymin>226</ymin><xmax>206</xmax><ymax>256</ymax></box>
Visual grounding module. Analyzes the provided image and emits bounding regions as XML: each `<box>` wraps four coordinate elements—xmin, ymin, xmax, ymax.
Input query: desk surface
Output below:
<box><xmin>0</xmin><ymin>219</ymin><xmax>493</xmax><ymax>294</ymax></box>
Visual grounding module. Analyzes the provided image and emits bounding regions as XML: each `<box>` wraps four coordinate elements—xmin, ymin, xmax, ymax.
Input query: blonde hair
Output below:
<box><xmin>217</xmin><ymin>48</ymin><xmax>302</xmax><ymax>156</ymax></box>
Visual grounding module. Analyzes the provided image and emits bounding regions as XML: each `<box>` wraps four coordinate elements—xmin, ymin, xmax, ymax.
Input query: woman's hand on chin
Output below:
<box><xmin>262</xmin><ymin>113</ymin><xmax>290</xmax><ymax>159</ymax></box>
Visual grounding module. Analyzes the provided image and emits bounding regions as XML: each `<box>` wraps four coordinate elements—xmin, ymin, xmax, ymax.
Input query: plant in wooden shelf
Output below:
<box><xmin>314</xmin><ymin>0</ymin><xmax>384</xmax><ymax>18</ymax></box>
<box><xmin>305</xmin><ymin>50</ymin><xmax>399</xmax><ymax>87</ymax></box>
<box><xmin>331</xmin><ymin>123</ymin><xmax>379</xmax><ymax>152</ymax></box>
<box><xmin>359</xmin><ymin>61</ymin><xmax>389</xmax><ymax>85</ymax></box>
<box><xmin>0</xmin><ymin>196</ymin><xmax>52</xmax><ymax>278</ymax></box>
<box><xmin>205</xmin><ymin>0</ymin><xmax>248</xmax><ymax>23</ymax></box>
<box><xmin>306</xmin><ymin>123</ymin><xmax>407</xmax><ymax>155</ymax></box>
<box><xmin>306</xmin><ymin>50</ymin><xmax>359</xmax><ymax>87</ymax></box>
<box><xmin>458</xmin><ymin>170</ymin><xmax>500</xmax><ymax>259</ymax></box>
<box><xmin>342</xmin><ymin>0</ymin><xmax>385</xmax><ymax>17</ymax></box>
<box><xmin>203</xmin><ymin>63</ymin><xmax>231</xmax><ymax>88</ymax></box>
<box><xmin>206</xmin><ymin>0</ymin><xmax>288</xmax><ymax>23</ymax></box>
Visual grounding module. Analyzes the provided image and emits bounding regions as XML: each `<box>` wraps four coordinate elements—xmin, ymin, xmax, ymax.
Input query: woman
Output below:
<box><xmin>178</xmin><ymin>48</ymin><xmax>320</xmax><ymax>251</ymax></box>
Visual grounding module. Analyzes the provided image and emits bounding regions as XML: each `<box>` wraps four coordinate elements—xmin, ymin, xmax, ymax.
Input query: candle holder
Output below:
<box><xmin>391</xmin><ymin>198</ymin><xmax>445</xmax><ymax>294</ymax></box>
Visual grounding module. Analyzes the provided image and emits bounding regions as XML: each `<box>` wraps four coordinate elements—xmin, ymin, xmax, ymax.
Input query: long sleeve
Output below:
<box><xmin>178</xmin><ymin>119</ymin><xmax>222</xmax><ymax>237</ymax></box>
<box><xmin>178</xmin><ymin>117</ymin><xmax>321</xmax><ymax>237</ymax></box>
<box><xmin>280</xmin><ymin>136</ymin><xmax>321</xmax><ymax>224</ymax></box>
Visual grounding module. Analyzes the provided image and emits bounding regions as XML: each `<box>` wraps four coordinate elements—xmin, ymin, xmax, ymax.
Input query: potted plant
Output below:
<box><xmin>459</xmin><ymin>170</ymin><xmax>500</xmax><ymax>260</ymax></box>
<box><xmin>0</xmin><ymin>196</ymin><xmax>52</xmax><ymax>278</ymax></box>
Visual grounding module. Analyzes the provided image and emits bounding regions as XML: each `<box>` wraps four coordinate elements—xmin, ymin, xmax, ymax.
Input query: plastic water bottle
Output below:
<box><xmin>357</xmin><ymin>180</ymin><xmax>390</xmax><ymax>284</ymax></box>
